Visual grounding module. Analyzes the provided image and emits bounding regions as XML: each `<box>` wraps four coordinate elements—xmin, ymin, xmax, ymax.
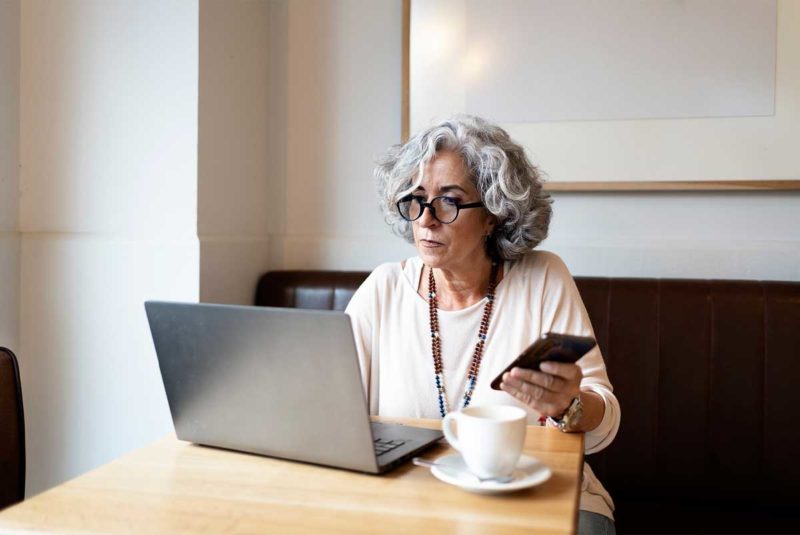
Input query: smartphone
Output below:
<box><xmin>490</xmin><ymin>332</ymin><xmax>597</xmax><ymax>390</ymax></box>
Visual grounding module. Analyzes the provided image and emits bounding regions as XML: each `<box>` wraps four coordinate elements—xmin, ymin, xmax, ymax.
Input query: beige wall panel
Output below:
<box><xmin>0</xmin><ymin>236</ymin><xmax>20</xmax><ymax>352</ymax></box>
<box><xmin>19</xmin><ymin>0</ymin><xmax>198</xmax><ymax>236</ymax></box>
<box><xmin>0</xmin><ymin>0</ymin><xmax>20</xmax><ymax>232</ymax></box>
<box><xmin>20</xmin><ymin>236</ymin><xmax>199</xmax><ymax>495</ymax></box>
<box><xmin>0</xmin><ymin>0</ymin><xmax>20</xmax><ymax>353</ymax></box>
<box><xmin>198</xmin><ymin>0</ymin><xmax>271</xmax><ymax>238</ymax></box>
<box><xmin>285</xmin><ymin>0</ymin><xmax>402</xmax><ymax>239</ymax></box>
<box><xmin>18</xmin><ymin>0</ymin><xmax>200</xmax><ymax>496</ymax></box>
<box><xmin>199</xmin><ymin>238</ymin><xmax>271</xmax><ymax>305</ymax></box>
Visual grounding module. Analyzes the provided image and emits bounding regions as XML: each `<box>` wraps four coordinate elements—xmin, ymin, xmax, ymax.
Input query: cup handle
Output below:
<box><xmin>442</xmin><ymin>412</ymin><xmax>462</xmax><ymax>452</ymax></box>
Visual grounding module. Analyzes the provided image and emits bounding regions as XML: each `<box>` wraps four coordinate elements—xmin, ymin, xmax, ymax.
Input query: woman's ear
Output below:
<box><xmin>484</xmin><ymin>215</ymin><xmax>498</xmax><ymax>237</ymax></box>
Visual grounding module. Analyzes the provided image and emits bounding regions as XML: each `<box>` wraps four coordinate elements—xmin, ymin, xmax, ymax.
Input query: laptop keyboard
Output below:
<box><xmin>373</xmin><ymin>437</ymin><xmax>407</xmax><ymax>456</ymax></box>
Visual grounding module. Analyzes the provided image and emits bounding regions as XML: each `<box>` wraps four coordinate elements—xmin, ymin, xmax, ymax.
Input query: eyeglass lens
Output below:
<box><xmin>398</xmin><ymin>196</ymin><xmax>459</xmax><ymax>224</ymax></box>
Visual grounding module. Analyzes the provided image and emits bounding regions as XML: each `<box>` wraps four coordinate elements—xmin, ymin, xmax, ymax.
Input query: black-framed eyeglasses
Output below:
<box><xmin>396</xmin><ymin>194</ymin><xmax>484</xmax><ymax>224</ymax></box>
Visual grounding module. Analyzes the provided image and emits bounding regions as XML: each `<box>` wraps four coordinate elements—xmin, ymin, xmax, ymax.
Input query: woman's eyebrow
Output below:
<box><xmin>440</xmin><ymin>185</ymin><xmax>468</xmax><ymax>194</ymax></box>
<box><xmin>412</xmin><ymin>185</ymin><xmax>468</xmax><ymax>194</ymax></box>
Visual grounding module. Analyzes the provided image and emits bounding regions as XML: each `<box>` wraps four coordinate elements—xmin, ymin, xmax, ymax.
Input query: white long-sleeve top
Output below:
<box><xmin>345</xmin><ymin>250</ymin><xmax>620</xmax><ymax>520</ymax></box>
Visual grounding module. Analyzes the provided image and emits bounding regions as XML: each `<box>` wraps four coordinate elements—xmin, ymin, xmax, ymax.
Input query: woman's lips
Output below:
<box><xmin>420</xmin><ymin>239</ymin><xmax>444</xmax><ymax>248</ymax></box>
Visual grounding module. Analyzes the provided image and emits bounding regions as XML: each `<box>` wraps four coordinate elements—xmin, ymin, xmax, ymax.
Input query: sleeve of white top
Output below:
<box><xmin>536</xmin><ymin>252</ymin><xmax>621</xmax><ymax>455</ymax></box>
<box><xmin>344</xmin><ymin>264</ymin><xmax>388</xmax><ymax>415</ymax></box>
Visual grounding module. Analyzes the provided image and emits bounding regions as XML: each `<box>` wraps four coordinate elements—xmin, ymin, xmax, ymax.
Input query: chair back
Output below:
<box><xmin>0</xmin><ymin>347</ymin><xmax>25</xmax><ymax>509</ymax></box>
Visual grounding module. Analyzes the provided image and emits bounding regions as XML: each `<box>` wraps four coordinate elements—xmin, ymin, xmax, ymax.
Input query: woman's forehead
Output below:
<box><xmin>417</xmin><ymin>150</ymin><xmax>476</xmax><ymax>192</ymax></box>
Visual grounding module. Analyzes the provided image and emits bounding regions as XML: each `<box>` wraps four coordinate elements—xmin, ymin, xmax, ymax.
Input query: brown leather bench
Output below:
<box><xmin>0</xmin><ymin>347</ymin><xmax>25</xmax><ymax>511</ymax></box>
<box><xmin>255</xmin><ymin>271</ymin><xmax>800</xmax><ymax>534</ymax></box>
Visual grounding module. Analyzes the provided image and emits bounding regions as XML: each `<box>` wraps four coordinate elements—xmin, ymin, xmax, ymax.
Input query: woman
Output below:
<box><xmin>346</xmin><ymin>116</ymin><xmax>620</xmax><ymax>534</ymax></box>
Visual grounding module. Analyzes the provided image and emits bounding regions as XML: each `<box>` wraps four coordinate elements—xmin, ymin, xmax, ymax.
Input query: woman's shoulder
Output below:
<box><xmin>368</xmin><ymin>258</ymin><xmax>409</xmax><ymax>280</ymax></box>
<box><xmin>347</xmin><ymin>258</ymin><xmax>418</xmax><ymax>314</ymax></box>
<box><xmin>506</xmin><ymin>250</ymin><xmax>583</xmax><ymax>309</ymax></box>
<box><xmin>369</xmin><ymin>261</ymin><xmax>402</xmax><ymax>278</ymax></box>
<box><xmin>505</xmin><ymin>250</ymin><xmax>578</xmax><ymax>295</ymax></box>
<box><xmin>514</xmin><ymin>249</ymin><xmax>572</xmax><ymax>276</ymax></box>
<box><xmin>360</xmin><ymin>257</ymin><xmax>419</xmax><ymax>290</ymax></box>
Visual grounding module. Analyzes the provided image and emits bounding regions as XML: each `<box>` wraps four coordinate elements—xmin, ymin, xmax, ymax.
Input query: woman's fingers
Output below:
<box><xmin>502</xmin><ymin>373</ymin><xmax>545</xmax><ymax>399</ymax></box>
<box><xmin>502</xmin><ymin>373</ymin><xmax>571</xmax><ymax>403</ymax></box>
<box><xmin>539</xmin><ymin>361</ymin><xmax>583</xmax><ymax>383</ymax></box>
<box><xmin>508</xmin><ymin>365</ymin><xmax>581</xmax><ymax>395</ymax></box>
<box><xmin>500</xmin><ymin>374</ymin><xmax>565</xmax><ymax>410</ymax></box>
<box><xmin>508</xmin><ymin>367</ymin><xmax>565</xmax><ymax>392</ymax></box>
<box><xmin>499</xmin><ymin>363</ymin><xmax>582</xmax><ymax>416</ymax></box>
<box><xmin>500</xmin><ymin>379</ymin><xmax>567</xmax><ymax>417</ymax></box>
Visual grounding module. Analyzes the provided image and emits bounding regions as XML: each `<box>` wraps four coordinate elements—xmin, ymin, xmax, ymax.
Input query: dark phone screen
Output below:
<box><xmin>490</xmin><ymin>333</ymin><xmax>596</xmax><ymax>390</ymax></box>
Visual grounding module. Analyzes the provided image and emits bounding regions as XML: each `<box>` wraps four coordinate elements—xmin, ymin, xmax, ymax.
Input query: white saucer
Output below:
<box><xmin>429</xmin><ymin>453</ymin><xmax>552</xmax><ymax>494</ymax></box>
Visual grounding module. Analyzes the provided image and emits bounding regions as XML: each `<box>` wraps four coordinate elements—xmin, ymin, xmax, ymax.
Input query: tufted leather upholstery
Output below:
<box><xmin>574</xmin><ymin>279</ymin><xmax>800</xmax><ymax>534</ymax></box>
<box><xmin>256</xmin><ymin>271</ymin><xmax>366</xmax><ymax>312</ymax></box>
<box><xmin>0</xmin><ymin>347</ymin><xmax>25</xmax><ymax>510</ymax></box>
<box><xmin>255</xmin><ymin>271</ymin><xmax>800</xmax><ymax>533</ymax></box>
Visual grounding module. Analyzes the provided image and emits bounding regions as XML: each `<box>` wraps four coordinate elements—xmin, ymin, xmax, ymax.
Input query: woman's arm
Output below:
<box><xmin>500</xmin><ymin>252</ymin><xmax>620</xmax><ymax>449</ymax></box>
<box><xmin>500</xmin><ymin>361</ymin><xmax>604</xmax><ymax>432</ymax></box>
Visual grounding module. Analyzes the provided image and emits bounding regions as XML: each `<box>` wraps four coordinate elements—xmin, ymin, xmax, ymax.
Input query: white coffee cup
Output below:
<box><xmin>442</xmin><ymin>405</ymin><xmax>527</xmax><ymax>479</ymax></box>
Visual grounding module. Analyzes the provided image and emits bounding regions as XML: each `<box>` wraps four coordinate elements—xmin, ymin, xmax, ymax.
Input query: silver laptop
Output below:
<box><xmin>145</xmin><ymin>301</ymin><xmax>443</xmax><ymax>473</ymax></box>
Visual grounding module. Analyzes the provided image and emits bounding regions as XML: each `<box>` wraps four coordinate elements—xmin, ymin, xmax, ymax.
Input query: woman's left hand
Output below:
<box><xmin>499</xmin><ymin>361</ymin><xmax>582</xmax><ymax>417</ymax></box>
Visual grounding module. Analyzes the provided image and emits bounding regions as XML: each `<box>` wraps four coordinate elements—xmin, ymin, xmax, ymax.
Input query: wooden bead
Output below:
<box><xmin>427</xmin><ymin>262</ymin><xmax>498</xmax><ymax>416</ymax></box>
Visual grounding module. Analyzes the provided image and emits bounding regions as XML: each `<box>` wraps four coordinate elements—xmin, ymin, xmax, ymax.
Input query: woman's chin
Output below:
<box><xmin>416</xmin><ymin>248</ymin><xmax>446</xmax><ymax>268</ymax></box>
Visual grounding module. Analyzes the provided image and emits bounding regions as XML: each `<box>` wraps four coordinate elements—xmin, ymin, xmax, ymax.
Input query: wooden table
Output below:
<box><xmin>0</xmin><ymin>418</ymin><xmax>584</xmax><ymax>534</ymax></box>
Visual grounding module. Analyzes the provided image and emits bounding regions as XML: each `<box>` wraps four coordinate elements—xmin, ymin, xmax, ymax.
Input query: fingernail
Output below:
<box><xmin>540</xmin><ymin>362</ymin><xmax>553</xmax><ymax>373</ymax></box>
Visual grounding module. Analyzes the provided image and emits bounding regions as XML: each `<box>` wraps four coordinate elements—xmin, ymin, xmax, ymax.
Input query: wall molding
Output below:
<box><xmin>18</xmin><ymin>231</ymin><xmax>200</xmax><ymax>242</ymax></box>
<box><xmin>545</xmin><ymin>180</ymin><xmax>800</xmax><ymax>192</ymax></box>
<box><xmin>269</xmin><ymin>233</ymin><xmax>800</xmax><ymax>281</ymax></box>
<box><xmin>197</xmin><ymin>234</ymin><xmax>273</xmax><ymax>243</ymax></box>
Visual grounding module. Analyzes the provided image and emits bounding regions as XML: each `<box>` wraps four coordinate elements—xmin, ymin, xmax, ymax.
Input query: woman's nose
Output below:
<box><xmin>416</xmin><ymin>204</ymin><xmax>439</xmax><ymax>228</ymax></box>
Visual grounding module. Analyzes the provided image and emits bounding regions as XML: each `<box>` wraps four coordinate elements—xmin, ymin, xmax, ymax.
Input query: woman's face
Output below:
<box><xmin>410</xmin><ymin>150</ymin><xmax>495</xmax><ymax>272</ymax></box>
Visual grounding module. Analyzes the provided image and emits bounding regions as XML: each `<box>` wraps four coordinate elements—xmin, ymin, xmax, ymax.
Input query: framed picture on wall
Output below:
<box><xmin>402</xmin><ymin>0</ymin><xmax>800</xmax><ymax>191</ymax></box>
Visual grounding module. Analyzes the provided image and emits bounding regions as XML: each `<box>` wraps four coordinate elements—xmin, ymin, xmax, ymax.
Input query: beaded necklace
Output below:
<box><xmin>427</xmin><ymin>262</ymin><xmax>499</xmax><ymax>417</ymax></box>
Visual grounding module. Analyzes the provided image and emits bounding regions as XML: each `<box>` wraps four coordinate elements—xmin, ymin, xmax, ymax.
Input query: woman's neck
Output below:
<box><xmin>426</xmin><ymin>259</ymin><xmax>500</xmax><ymax>311</ymax></box>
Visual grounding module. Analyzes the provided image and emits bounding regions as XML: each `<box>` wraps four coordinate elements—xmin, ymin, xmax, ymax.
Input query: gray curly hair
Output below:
<box><xmin>375</xmin><ymin>115</ymin><xmax>552</xmax><ymax>261</ymax></box>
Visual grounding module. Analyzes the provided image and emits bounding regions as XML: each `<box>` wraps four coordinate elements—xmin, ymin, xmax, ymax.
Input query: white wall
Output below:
<box><xmin>508</xmin><ymin>0</ymin><xmax>795</xmax><ymax>186</ymax></box>
<box><xmin>523</xmin><ymin>0</ymin><xmax>800</xmax><ymax>281</ymax></box>
<box><xmin>19</xmin><ymin>0</ymin><xmax>200</xmax><ymax>495</ymax></box>
<box><xmin>198</xmin><ymin>0</ymin><xmax>277</xmax><ymax>305</ymax></box>
<box><xmin>278</xmin><ymin>0</ymin><xmax>416</xmax><ymax>270</ymax></box>
<box><xmin>547</xmin><ymin>191</ymin><xmax>800</xmax><ymax>281</ymax></box>
<box><xmin>275</xmin><ymin>0</ymin><xmax>799</xmax><ymax>281</ymax></box>
<box><xmin>0</xmin><ymin>0</ymin><xmax>20</xmax><ymax>354</ymax></box>
<box><xmin>201</xmin><ymin>0</ymin><xmax>416</xmax><ymax>302</ymax></box>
